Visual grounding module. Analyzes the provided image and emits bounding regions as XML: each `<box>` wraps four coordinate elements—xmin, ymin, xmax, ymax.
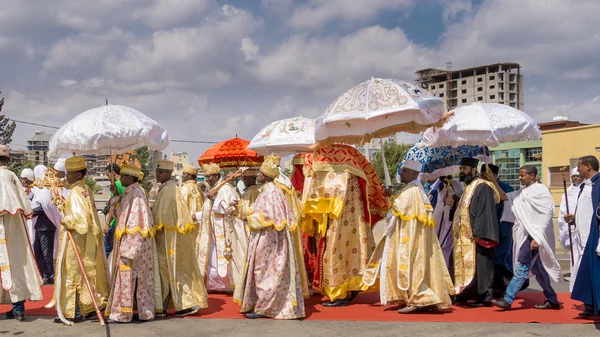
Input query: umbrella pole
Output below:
<box><xmin>380</xmin><ymin>139</ymin><xmax>392</xmax><ymax>188</ymax></box>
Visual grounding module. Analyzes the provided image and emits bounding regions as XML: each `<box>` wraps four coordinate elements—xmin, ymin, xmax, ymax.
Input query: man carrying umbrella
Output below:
<box><xmin>152</xmin><ymin>160</ymin><xmax>208</xmax><ymax>316</ymax></box>
<box><xmin>452</xmin><ymin>157</ymin><xmax>499</xmax><ymax>307</ymax></box>
<box><xmin>0</xmin><ymin>145</ymin><xmax>44</xmax><ymax>322</ymax></box>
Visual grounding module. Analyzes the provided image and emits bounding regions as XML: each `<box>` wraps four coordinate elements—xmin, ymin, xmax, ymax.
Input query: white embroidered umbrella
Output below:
<box><xmin>314</xmin><ymin>78</ymin><xmax>449</xmax><ymax>145</ymax></box>
<box><xmin>48</xmin><ymin>104</ymin><xmax>170</xmax><ymax>156</ymax></box>
<box><xmin>248</xmin><ymin>117</ymin><xmax>315</xmax><ymax>155</ymax></box>
<box><xmin>421</xmin><ymin>102</ymin><xmax>541</xmax><ymax>148</ymax></box>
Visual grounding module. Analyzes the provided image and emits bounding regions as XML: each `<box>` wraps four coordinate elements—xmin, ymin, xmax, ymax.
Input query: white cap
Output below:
<box><xmin>54</xmin><ymin>158</ymin><xmax>66</xmax><ymax>173</ymax></box>
<box><xmin>20</xmin><ymin>168</ymin><xmax>34</xmax><ymax>181</ymax></box>
<box><xmin>571</xmin><ymin>168</ymin><xmax>579</xmax><ymax>176</ymax></box>
<box><xmin>402</xmin><ymin>160</ymin><xmax>423</xmax><ymax>173</ymax></box>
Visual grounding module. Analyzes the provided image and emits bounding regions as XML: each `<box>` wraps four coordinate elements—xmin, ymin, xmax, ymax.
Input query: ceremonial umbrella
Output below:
<box><xmin>48</xmin><ymin>104</ymin><xmax>170</xmax><ymax>156</ymax></box>
<box><xmin>421</xmin><ymin>102</ymin><xmax>541</xmax><ymax>148</ymax></box>
<box><xmin>398</xmin><ymin>139</ymin><xmax>490</xmax><ymax>181</ymax></box>
<box><xmin>314</xmin><ymin>78</ymin><xmax>449</xmax><ymax>145</ymax></box>
<box><xmin>248</xmin><ymin>117</ymin><xmax>315</xmax><ymax>155</ymax></box>
<box><xmin>198</xmin><ymin>137</ymin><xmax>263</xmax><ymax>168</ymax></box>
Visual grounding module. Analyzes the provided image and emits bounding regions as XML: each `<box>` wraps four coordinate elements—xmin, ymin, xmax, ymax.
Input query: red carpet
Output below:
<box><xmin>2</xmin><ymin>285</ymin><xmax>599</xmax><ymax>324</ymax></box>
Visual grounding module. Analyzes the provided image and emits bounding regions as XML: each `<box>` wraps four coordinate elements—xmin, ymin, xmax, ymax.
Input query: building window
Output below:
<box><xmin>495</xmin><ymin>157</ymin><xmax>521</xmax><ymax>190</ymax></box>
<box><xmin>490</xmin><ymin>95</ymin><xmax>496</xmax><ymax>99</ymax></box>
<box><xmin>461</xmin><ymin>80</ymin><xmax>467</xmax><ymax>85</ymax></box>
<box><xmin>477</xmin><ymin>77</ymin><xmax>483</xmax><ymax>82</ymax></box>
<box><xmin>490</xmin><ymin>75</ymin><xmax>495</xmax><ymax>80</ymax></box>
<box><xmin>431</xmin><ymin>85</ymin><xmax>435</xmax><ymax>90</ymax></box>
<box><xmin>477</xmin><ymin>96</ymin><xmax>483</xmax><ymax>101</ymax></box>
<box><xmin>439</xmin><ymin>93</ymin><xmax>444</xmax><ymax>98</ymax></box>
<box><xmin>461</xmin><ymin>89</ymin><xmax>467</xmax><ymax>94</ymax></box>
<box><xmin>525</xmin><ymin>148</ymin><xmax>542</xmax><ymax>162</ymax></box>
<box><xmin>548</xmin><ymin>166</ymin><xmax>566</xmax><ymax>187</ymax></box>
<box><xmin>439</xmin><ymin>84</ymin><xmax>444</xmax><ymax>89</ymax></box>
<box><xmin>490</xmin><ymin>85</ymin><xmax>495</xmax><ymax>89</ymax></box>
<box><xmin>462</xmin><ymin>99</ymin><xmax>467</xmax><ymax>103</ymax></box>
<box><xmin>477</xmin><ymin>87</ymin><xmax>483</xmax><ymax>92</ymax></box>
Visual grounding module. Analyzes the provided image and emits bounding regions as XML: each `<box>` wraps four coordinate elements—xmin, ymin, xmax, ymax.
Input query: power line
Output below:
<box><xmin>8</xmin><ymin>118</ymin><xmax>219</xmax><ymax>144</ymax></box>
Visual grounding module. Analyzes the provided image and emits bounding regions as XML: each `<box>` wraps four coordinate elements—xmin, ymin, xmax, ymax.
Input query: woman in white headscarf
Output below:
<box><xmin>31</xmin><ymin>165</ymin><xmax>62</xmax><ymax>284</ymax></box>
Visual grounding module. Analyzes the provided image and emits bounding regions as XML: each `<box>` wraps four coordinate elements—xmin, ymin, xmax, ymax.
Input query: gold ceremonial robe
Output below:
<box><xmin>152</xmin><ymin>179</ymin><xmax>208</xmax><ymax>312</ymax></box>
<box><xmin>235</xmin><ymin>185</ymin><xmax>260</xmax><ymax>223</ymax></box>
<box><xmin>181</xmin><ymin>180</ymin><xmax>204</xmax><ymax>218</ymax></box>
<box><xmin>363</xmin><ymin>182</ymin><xmax>454</xmax><ymax>309</ymax></box>
<box><xmin>0</xmin><ymin>167</ymin><xmax>44</xmax><ymax>305</ymax></box>
<box><xmin>53</xmin><ymin>180</ymin><xmax>110</xmax><ymax>318</ymax></box>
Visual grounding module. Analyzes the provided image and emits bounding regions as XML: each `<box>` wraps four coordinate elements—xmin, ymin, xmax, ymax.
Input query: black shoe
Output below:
<box><xmin>5</xmin><ymin>310</ymin><xmax>24</xmax><ymax>321</ymax></box>
<box><xmin>469</xmin><ymin>301</ymin><xmax>492</xmax><ymax>308</ymax></box>
<box><xmin>5</xmin><ymin>310</ymin><xmax>15</xmax><ymax>319</ymax></box>
<box><xmin>244</xmin><ymin>312</ymin><xmax>266</xmax><ymax>319</ymax></box>
<box><xmin>347</xmin><ymin>291</ymin><xmax>360</xmax><ymax>302</ymax></box>
<box><xmin>578</xmin><ymin>309</ymin><xmax>596</xmax><ymax>318</ymax></box>
<box><xmin>533</xmin><ymin>301</ymin><xmax>560</xmax><ymax>310</ymax></box>
<box><xmin>492</xmin><ymin>299</ymin><xmax>511</xmax><ymax>310</ymax></box>
<box><xmin>322</xmin><ymin>299</ymin><xmax>349</xmax><ymax>307</ymax></box>
<box><xmin>175</xmin><ymin>306</ymin><xmax>200</xmax><ymax>317</ymax></box>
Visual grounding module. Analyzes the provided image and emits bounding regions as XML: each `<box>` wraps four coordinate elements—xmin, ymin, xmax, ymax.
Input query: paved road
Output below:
<box><xmin>1</xmin><ymin>318</ymin><xmax>598</xmax><ymax>337</ymax></box>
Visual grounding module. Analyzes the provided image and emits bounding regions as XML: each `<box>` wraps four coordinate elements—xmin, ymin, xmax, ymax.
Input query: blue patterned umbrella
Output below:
<box><xmin>397</xmin><ymin>139</ymin><xmax>489</xmax><ymax>180</ymax></box>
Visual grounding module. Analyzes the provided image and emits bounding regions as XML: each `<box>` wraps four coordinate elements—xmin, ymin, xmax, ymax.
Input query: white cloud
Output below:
<box><xmin>240</xmin><ymin>38</ymin><xmax>259</xmax><ymax>61</ymax></box>
<box><xmin>60</xmin><ymin>79</ymin><xmax>78</xmax><ymax>87</ymax></box>
<box><xmin>132</xmin><ymin>0</ymin><xmax>214</xmax><ymax>29</ymax></box>
<box><xmin>288</xmin><ymin>0</ymin><xmax>414</xmax><ymax>30</ymax></box>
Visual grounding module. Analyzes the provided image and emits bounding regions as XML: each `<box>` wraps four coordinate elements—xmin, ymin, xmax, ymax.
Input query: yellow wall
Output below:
<box><xmin>542</xmin><ymin>124</ymin><xmax>600</xmax><ymax>214</ymax></box>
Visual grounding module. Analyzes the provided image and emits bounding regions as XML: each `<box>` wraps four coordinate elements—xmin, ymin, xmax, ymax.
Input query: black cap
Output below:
<box><xmin>480</xmin><ymin>164</ymin><xmax>499</xmax><ymax>175</ymax></box>
<box><xmin>460</xmin><ymin>157</ymin><xmax>480</xmax><ymax>168</ymax></box>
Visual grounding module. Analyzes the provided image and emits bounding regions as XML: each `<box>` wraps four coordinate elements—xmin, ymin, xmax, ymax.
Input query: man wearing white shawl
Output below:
<box><xmin>491</xmin><ymin>165</ymin><xmax>561</xmax><ymax>310</ymax></box>
<box><xmin>31</xmin><ymin>165</ymin><xmax>62</xmax><ymax>284</ymax></box>
<box><xmin>0</xmin><ymin>146</ymin><xmax>44</xmax><ymax>321</ymax></box>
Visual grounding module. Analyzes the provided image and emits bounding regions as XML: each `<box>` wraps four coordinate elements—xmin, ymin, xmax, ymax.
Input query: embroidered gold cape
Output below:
<box><xmin>152</xmin><ymin>179</ymin><xmax>208</xmax><ymax>311</ymax></box>
<box><xmin>363</xmin><ymin>183</ymin><xmax>454</xmax><ymax>308</ymax></box>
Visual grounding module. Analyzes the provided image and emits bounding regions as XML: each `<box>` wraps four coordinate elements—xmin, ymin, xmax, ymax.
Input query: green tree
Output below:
<box><xmin>85</xmin><ymin>177</ymin><xmax>102</xmax><ymax>194</ymax></box>
<box><xmin>371</xmin><ymin>140</ymin><xmax>411</xmax><ymax>190</ymax></box>
<box><xmin>0</xmin><ymin>92</ymin><xmax>17</xmax><ymax>145</ymax></box>
<box><xmin>131</xmin><ymin>146</ymin><xmax>154</xmax><ymax>193</ymax></box>
<box><xmin>8</xmin><ymin>161</ymin><xmax>35</xmax><ymax>177</ymax></box>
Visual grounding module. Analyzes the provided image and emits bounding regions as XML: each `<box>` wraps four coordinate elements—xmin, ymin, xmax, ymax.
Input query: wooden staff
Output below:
<box><xmin>46</xmin><ymin>168</ymin><xmax>105</xmax><ymax>326</ymax></box>
<box><xmin>560</xmin><ymin>166</ymin><xmax>575</xmax><ymax>267</ymax></box>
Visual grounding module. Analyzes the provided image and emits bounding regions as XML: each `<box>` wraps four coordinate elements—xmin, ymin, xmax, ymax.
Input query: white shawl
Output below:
<box><xmin>558</xmin><ymin>183</ymin><xmax>581</xmax><ymax>248</ymax></box>
<box><xmin>31</xmin><ymin>165</ymin><xmax>63</xmax><ymax>259</ymax></box>
<box><xmin>569</xmin><ymin>179</ymin><xmax>594</xmax><ymax>290</ymax></box>
<box><xmin>508</xmin><ymin>183</ymin><xmax>561</xmax><ymax>283</ymax></box>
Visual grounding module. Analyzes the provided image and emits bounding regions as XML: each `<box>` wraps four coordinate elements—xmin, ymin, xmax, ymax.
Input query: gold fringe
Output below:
<box><xmin>154</xmin><ymin>222</ymin><xmax>196</xmax><ymax>234</ymax></box>
<box><xmin>391</xmin><ymin>209</ymin><xmax>436</xmax><ymax>227</ymax></box>
<box><xmin>114</xmin><ymin>225</ymin><xmax>159</xmax><ymax>240</ymax></box>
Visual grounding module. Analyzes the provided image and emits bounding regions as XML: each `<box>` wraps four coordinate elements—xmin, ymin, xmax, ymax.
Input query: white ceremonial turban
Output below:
<box><xmin>34</xmin><ymin>165</ymin><xmax>47</xmax><ymax>180</ymax></box>
<box><xmin>54</xmin><ymin>158</ymin><xmax>66</xmax><ymax>174</ymax></box>
<box><xmin>20</xmin><ymin>168</ymin><xmax>34</xmax><ymax>181</ymax></box>
<box><xmin>571</xmin><ymin>168</ymin><xmax>579</xmax><ymax>176</ymax></box>
<box><xmin>402</xmin><ymin>160</ymin><xmax>423</xmax><ymax>173</ymax></box>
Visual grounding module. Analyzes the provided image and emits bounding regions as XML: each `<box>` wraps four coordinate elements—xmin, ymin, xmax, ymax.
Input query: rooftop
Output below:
<box><xmin>29</xmin><ymin>132</ymin><xmax>53</xmax><ymax>142</ymax></box>
<box><xmin>538</xmin><ymin>120</ymin><xmax>589</xmax><ymax>131</ymax></box>
<box><xmin>415</xmin><ymin>62</ymin><xmax>521</xmax><ymax>84</ymax></box>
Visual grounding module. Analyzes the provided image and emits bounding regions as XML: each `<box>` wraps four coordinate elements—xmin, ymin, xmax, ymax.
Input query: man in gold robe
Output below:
<box><xmin>363</xmin><ymin>160</ymin><xmax>454</xmax><ymax>313</ymax></box>
<box><xmin>234</xmin><ymin>168</ymin><xmax>260</xmax><ymax>226</ymax></box>
<box><xmin>181</xmin><ymin>166</ymin><xmax>204</xmax><ymax>223</ymax></box>
<box><xmin>152</xmin><ymin>160</ymin><xmax>208</xmax><ymax>316</ymax></box>
<box><xmin>453</xmin><ymin>157</ymin><xmax>500</xmax><ymax>307</ymax></box>
<box><xmin>0</xmin><ymin>145</ymin><xmax>44</xmax><ymax>322</ymax></box>
<box><xmin>52</xmin><ymin>156</ymin><xmax>110</xmax><ymax>324</ymax></box>
<box><xmin>234</xmin><ymin>156</ymin><xmax>309</xmax><ymax>319</ymax></box>
<box><xmin>302</xmin><ymin>144</ymin><xmax>388</xmax><ymax>306</ymax></box>
<box><xmin>106</xmin><ymin>165</ymin><xmax>160</xmax><ymax>323</ymax></box>
<box><xmin>197</xmin><ymin>163</ymin><xmax>247</xmax><ymax>292</ymax></box>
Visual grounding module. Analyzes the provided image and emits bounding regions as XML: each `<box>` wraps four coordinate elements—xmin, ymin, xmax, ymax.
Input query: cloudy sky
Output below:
<box><xmin>1</xmin><ymin>0</ymin><xmax>599</xmax><ymax>162</ymax></box>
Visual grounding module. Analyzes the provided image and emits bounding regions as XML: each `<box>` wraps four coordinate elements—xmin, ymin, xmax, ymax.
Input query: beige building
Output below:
<box><xmin>169</xmin><ymin>151</ymin><xmax>192</xmax><ymax>181</ymax></box>
<box><xmin>415</xmin><ymin>62</ymin><xmax>524</xmax><ymax>110</ymax></box>
<box><xmin>26</xmin><ymin>131</ymin><xmax>52</xmax><ymax>166</ymax></box>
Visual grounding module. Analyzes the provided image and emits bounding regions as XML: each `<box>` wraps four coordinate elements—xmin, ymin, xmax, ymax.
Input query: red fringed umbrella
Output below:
<box><xmin>198</xmin><ymin>137</ymin><xmax>263</xmax><ymax>168</ymax></box>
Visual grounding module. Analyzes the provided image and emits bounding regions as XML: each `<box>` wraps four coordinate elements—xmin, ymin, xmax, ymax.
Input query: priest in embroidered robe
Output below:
<box><xmin>363</xmin><ymin>160</ymin><xmax>454</xmax><ymax>313</ymax></box>
<box><xmin>490</xmin><ymin>165</ymin><xmax>561</xmax><ymax>310</ymax></box>
<box><xmin>152</xmin><ymin>160</ymin><xmax>208</xmax><ymax>316</ymax></box>
<box><xmin>0</xmin><ymin>145</ymin><xmax>44</xmax><ymax>321</ymax></box>
<box><xmin>452</xmin><ymin>157</ymin><xmax>500</xmax><ymax>307</ymax></box>
<box><xmin>106</xmin><ymin>165</ymin><xmax>160</xmax><ymax>323</ymax></box>
<box><xmin>572</xmin><ymin>155</ymin><xmax>600</xmax><ymax>317</ymax></box>
<box><xmin>234</xmin><ymin>156</ymin><xmax>309</xmax><ymax>319</ymax></box>
<box><xmin>560</xmin><ymin>168</ymin><xmax>593</xmax><ymax>290</ymax></box>
<box><xmin>51</xmin><ymin>156</ymin><xmax>110</xmax><ymax>323</ymax></box>
<box><xmin>181</xmin><ymin>165</ymin><xmax>204</xmax><ymax>226</ymax></box>
<box><xmin>197</xmin><ymin>163</ymin><xmax>247</xmax><ymax>292</ymax></box>
<box><xmin>234</xmin><ymin>168</ymin><xmax>260</xmax><ymax>227</ymax></box>
<box><xmin>432</xmin><ymin>176</ymin><xmax>463</xmax><ymax>274</ymax></box>
<box><xmin>302</xmin><ymin>144</ymin><xmax>388</xmax><ymax>307</ymax></box>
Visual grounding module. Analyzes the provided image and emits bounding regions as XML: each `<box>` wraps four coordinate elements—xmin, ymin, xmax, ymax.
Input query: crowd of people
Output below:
<box><xmin>1</xmin><ymin>142</ymin><xmax>599</xmax><ymax>324</ymax></box>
